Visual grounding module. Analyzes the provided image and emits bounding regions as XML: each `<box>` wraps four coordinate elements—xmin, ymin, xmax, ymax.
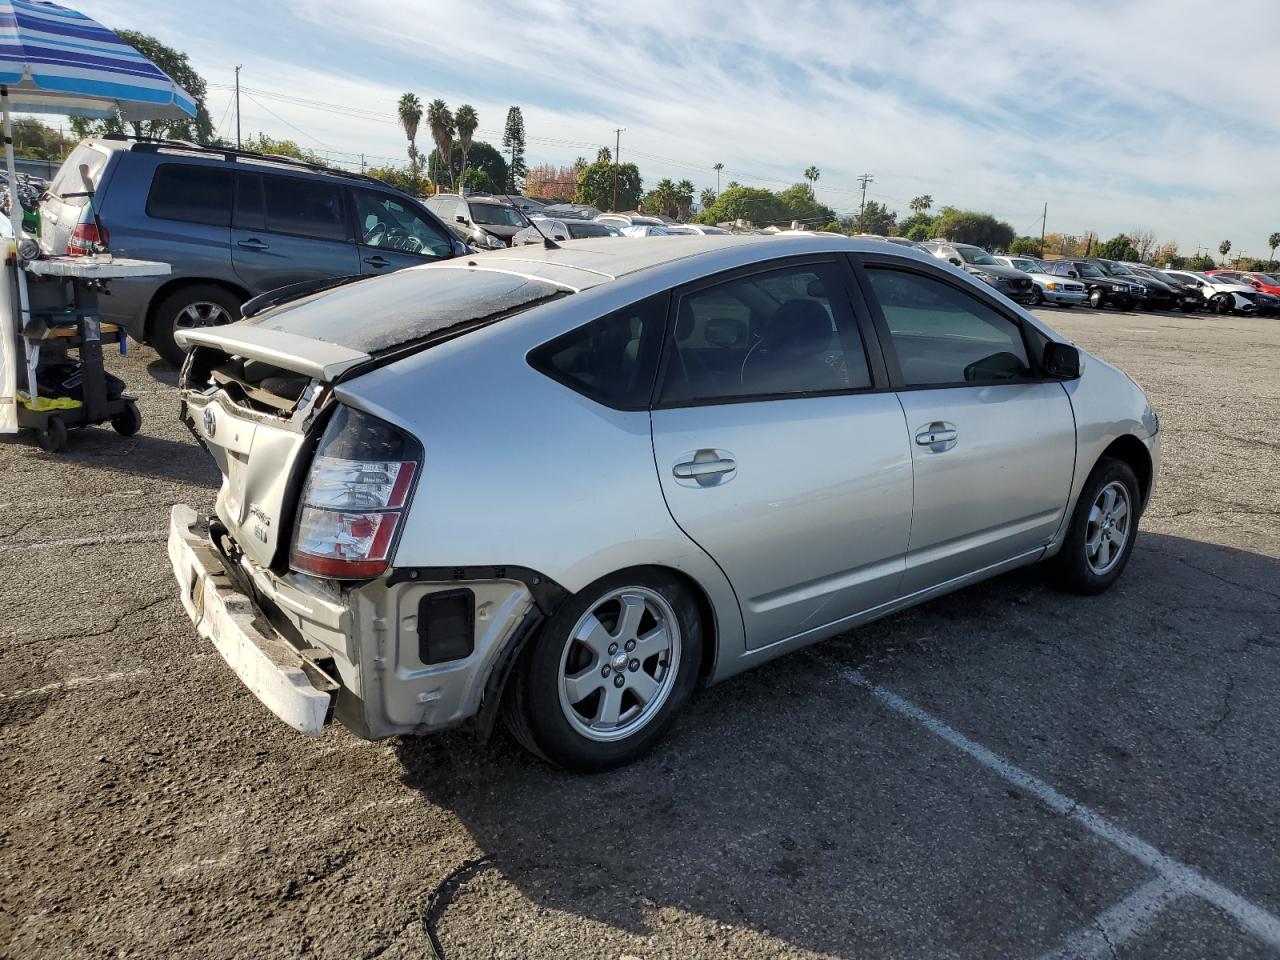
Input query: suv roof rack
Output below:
<box><xmin>98</xmin><ymin>134</ymin><xmax>392</xmax><ymax>189</ymax></box>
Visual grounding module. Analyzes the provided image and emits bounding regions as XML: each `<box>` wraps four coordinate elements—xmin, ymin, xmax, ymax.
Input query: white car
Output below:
<box><xmin>619</xmin><ymin>224</ymin><xmax>672</xmax><ymax>237</ymax></box>
<box><xmin>665</xmin><ymin>224</ymin><xmax>731</xmax><ymax>236</ymax></box>
<box><xmin>996</xmin><ymin>256</ymin><xmax>1088</xmax><ymax>307</ymax></box>
<box><xmin>1163</xmin><ymin>271</ymin><xmax>1258</xmax><ymax>315</ymax></box>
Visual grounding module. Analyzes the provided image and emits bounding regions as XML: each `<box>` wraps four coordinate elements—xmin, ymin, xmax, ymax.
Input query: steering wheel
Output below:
<box><xmin>363</xmin><ymin>221</ymin><xmax>387</xmax><ymax>245</ymax></box>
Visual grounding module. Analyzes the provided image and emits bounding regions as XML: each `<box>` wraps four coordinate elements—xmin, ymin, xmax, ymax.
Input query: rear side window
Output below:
<box><xmin>49</xmin><ymin>144</ymin><xmax>110</xmax><ymax>206</ymax></box>
<box><xmin>261</xmin><ymin>174</ymin><xmax>350</xmax><ymax>242</ymax></box>
<box><xmin>865</xmin><ymin>268</ymin><xmax>1031</xmax><ymax>386</ymax></box>
<box><xmin>145</xmin><ymin>164</ymin><xmax>233</xmax><ymax>226</ymax></box>
<box><xmin>529</xmin><ymin>294</ymin><xmax>669</xmax><ymax>410</ymax></box>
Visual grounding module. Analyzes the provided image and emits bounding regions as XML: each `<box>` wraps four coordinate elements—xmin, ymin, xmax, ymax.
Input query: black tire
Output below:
<box><xmin>1031</xmin><ymin>286</ymin><xmax>1044</xmax><ymax>306</ymax></box>
<box><xmin>1088</xmin><ymin>287</ymin><xmax>1106</xmax><ymax>309</ymax></box>
<box><xmin>111</xmin><ymin>400</ymin><xmax>142</xmax><ymax>437</ymax></box>
<box><xmin>36</xmin><ymin>415</ymin><xmax>68</xmax><ymax>453</ymax></box>
<box><xmin>1051</xmin><ymin>457</ymin><xmax>1141</xmax><ymax>595</ymax></box>
<box><xmin>1180</xmin><ymin>303</ymin><xmax>1196</xmax><ymax>313</ymax></box>
<box><xmin>150</xmin><ymin>284</ymin><xmax>242</xmax><ymax>367</ymax></box>
<box><xmin>504</xmin><ymin>569</ymin><xmax>703</xmax><ymax>771</ymax></box>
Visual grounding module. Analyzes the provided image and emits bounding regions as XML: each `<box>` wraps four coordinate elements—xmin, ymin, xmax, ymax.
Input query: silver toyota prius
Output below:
<box><xmin>169</xmin><ymin>235</ymin><xmax>1159</xmax><ymax>770</ymax></box>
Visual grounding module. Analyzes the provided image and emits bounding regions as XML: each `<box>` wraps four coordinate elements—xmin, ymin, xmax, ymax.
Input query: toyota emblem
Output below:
<box><xmin>203</xmin><ymin>406</ymin><xmax>216</xmax><ymax>438</ymax></box>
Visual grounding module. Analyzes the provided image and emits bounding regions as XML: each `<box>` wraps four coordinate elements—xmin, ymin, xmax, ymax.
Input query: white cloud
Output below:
<box><xmin>64</xmin><ymin>0</ymin><xmax>1280</xmax><ymax>253</ymax></box>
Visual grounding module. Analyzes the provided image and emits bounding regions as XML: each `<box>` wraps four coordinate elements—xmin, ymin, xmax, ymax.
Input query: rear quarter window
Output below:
<box><xmin>48</xmin><ymin>144</ymin><xmax>111</xmax><ymax>206</ymax></box>
<box><xmin>145</xmin><ymin>163</ymin><xmax>234</xmax><ymax>226</ymax></box>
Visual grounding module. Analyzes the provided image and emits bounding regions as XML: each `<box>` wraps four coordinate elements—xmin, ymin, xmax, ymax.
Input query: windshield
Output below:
<box><xmin>1105</xmin><ymin>262</ymin><xmax>1137</xmax><ymax>277</ymax></box>
<box><xmin>1255</xmin><ymin>273</ymin><xmax>1280</xmax><ymax>285</ymax></box>
<box><xmin>567</xmin><ymin>221</ymin><xmax>620</xmax><ymax>238</ymax></box>
<box><xmin>246</xmin><ymin>266</ymin><xmax>566</xmax><ymax>354</ymax></box>
<box><xmin>469</xmin><ymin>203</ymin><xmax>527</xmax><ymax>227</ymax></box>
<box><xmin>1008</xmin><ymin>258</ymin><xmax>1039</xmax><ymax>272</ymax></box>
<box><xmin>1145</xmin><ymin>269</ymin><xmax>1179</xmax><ymax>284</ymax></box>
<box><xmin>1076</xmin><ymin>263</ymin><xmax>1105</xmax><ymax>278</ymax></box>
<box><xmin>958</xmin><ymin>247</ymin><xmax>998</xmax><ymax>265</ymax></box>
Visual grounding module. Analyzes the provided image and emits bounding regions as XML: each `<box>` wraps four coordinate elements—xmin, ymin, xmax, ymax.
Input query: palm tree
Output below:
<box><xmin>397</xmin><ymin>93</ymin><xmax>423</xmax><ymax>192</ymax></box>
<box><xmin>1218</xmin><ymin>239</ymin><xmax>1232</xmax><ymax>265</ymax></box>
<box><xmin>651</xmin><ymin>178</ymin><xmax>678</xmax><ymax>218</ymax></box>
<box><xmin>1269</xmin><ymin>231</ymin><xmax>1280</xmax><ymax>268</ymax></box>
<box><xmin>675</xmin><ymin>179</ymin><xmax>695</xmax><ymax>219</ymax></box>
<box><xmin>453</xmin><ymin>104</ymin><xmax>478</xmax><ymax>195</ymax></box>
<box><xmin>713</xmin><ymin>161</ymin><xmax>724</xmax><ymax>193</ymax></box>
<box><xmin>699</xmin><ymin>187</ymin><xmax>716</xmax><ymax>209</ymax></box>
<box><xmin>804</xmin><ymin>165</ymin><xmax>820</xmax><ymax>199</ymax></box>
<box><xmin>426</xmin><ymin>98</ymin><xmax>455</xmax><ymax>191</ymax></box>
<box><xmin>910</xmin><ymin>194</ymin><xmax>933</xmax><ymax>214</ymax></box>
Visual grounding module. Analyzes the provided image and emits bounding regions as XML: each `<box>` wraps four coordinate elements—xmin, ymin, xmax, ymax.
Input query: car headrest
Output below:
<box><xmin>765</xmin><ymin>299</ymin><xmax>833</xmax><ymax>353</ymax></box>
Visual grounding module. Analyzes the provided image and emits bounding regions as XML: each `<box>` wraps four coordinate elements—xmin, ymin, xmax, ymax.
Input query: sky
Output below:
<box><xmin>62</xmin><ymin>0</ymin><xmax>1280</xmax><ymax>256</ymax></box>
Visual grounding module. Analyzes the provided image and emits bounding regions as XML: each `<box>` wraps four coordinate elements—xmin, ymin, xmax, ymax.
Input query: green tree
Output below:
<box><xmin>696</xmin><ymin>186</ymin><xmax>789</xmax><ymax>226</ymax></box>
<box><xmin>713</xmin><ymin>161</ymin><xmax>724</xmax><ymax>192</ymax></box>
<box><xmin>1095</xmin><ymin>233</ymin><xmax>1140</xmax><ymax>261</ymax></box>
<box><xmin>644</xmin><ymin>178</ymin><xmax>679</xmax><ymax>218</ymax></box>
<box><xmin>909</xmin><ymin>194</ymin><xmax>933</xmax><ymax>214</ymax></box>
<box><xmin>502</xmin><ymin>106</ymin><xmax>527</xmax><ymax>191</ymax></box>
<box><xmin>803</xmin><ymin>165</ymin><xmax>820</xmax><ymax>199</ymax></box>
<box><xmin>1009</xmin><ymin>236</ymin><xmax>1043</xmax><ymax>257</ymax></box>
<box><xmin>366</xmin><ymin>164</ymin><xmax>416</xmax><ymax>194</ymax></box>
<box><xmin>454</xmin><ymin>104</ymin><xmax>478</xmax><ymax>193</ymax></box>
<box><xmin>462</xmin><ymin>168</ymin><xmax>497</xmax><ymax>194</ymax></box>
<box><xmin>777</xmin><ymin>183</ymin><xmax>837</xmax><ymax>226</ymax></box>
<box><xmin>70</xmin><ymin>30</ymin><xmax>212</xmax><ymax>143</ymax></box>
<box><xmin>596</xmin><ymin>146</ymin><xmax>611</xmax><ymax>164</ymax></box>
<box><xmin>576</xmin><ymin>160</ymin><xmax>641</xmax><ymax>210</ymax></box>
<box><xmin>674</xmin><ymin>180</ymin><xmax>695</xmax><ymax>220</ymax></box>
<box><xmin>426</xmin><ymin>99</ymin><xmax>454</xmax><ymax>190</ymax></box>
<box><xmin>397</xmin><ymin>93</ymin><xmax>423</xmax><ymax>191</ymax></box>
<box><xmin>240</xmin><ymin>133</ymin><xmax>324</xmax><ymax>164</ymax></box>
<box><xmin>851</xmin><ymin>199</ymin><xmax>897</xmax><ymax>236</ymax></box>
<box><xmin>1186</xmin><ymin>253</ymin><xmax>1216</xmax><ymax>271</ymax></box>
<box><xmin>931</xmin><ymin>207</ymin><xmax>1015</xmax><ymax>249</ymax></box>
<box><xmin>1268</xmin><ymin>231</ymin><xmax>1280</xmax><ymax>267</ymax></box>
<box><xmin>427</xmin><ymin>140</ymin><xmax>508</xmax><ymax>195</ymax></box>
<box><xmin>1218</xmin><ymin>239</ymin><xmax>1231</xmax><ymax>265</ymax></box>
<box><xmin>898</xmin><ymin>211</ymin><xmax>937</xmax><ymax>241</ymax></box>
<box><xmin>12</xmin><ymin>118</ymin><xmax>73</xmax><ymax>160</ymax></box>
<box><xmin>699</xmin><ymin>187</ymin><xmax>716</xmax><ymax>209</ymax></box>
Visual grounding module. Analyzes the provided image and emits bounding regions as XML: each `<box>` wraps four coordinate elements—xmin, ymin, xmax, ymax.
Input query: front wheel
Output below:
<box><xmin>1088</xmin><ymin>288</ymin><xmax>1106</xmax><ymax>309</ymax></box>
<box><xmin>1051</xmin><ymin>457</ymin><xmax>1141</xmax><ymax>595</ymax></box>
<box><xmin>504</xmin><ymin>570</ymin><xmax>702</xmax><ymax>771</ymax></box>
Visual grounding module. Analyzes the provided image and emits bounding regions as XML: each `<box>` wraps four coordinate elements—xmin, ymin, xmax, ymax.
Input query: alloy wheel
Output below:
<box><xmin>1085</xmin><ymin>481</ymin><xmax>1131</xmax><ymax>575</ymax></box>
<box><xmin>557</xmin><ymin>587</ymin><xmax>681</xmax><ymax>743</ymax></box>
<box><xmin>175</xmin><ymin>301</ymin><xmax>233</xmax><ymax>329</ymax></box>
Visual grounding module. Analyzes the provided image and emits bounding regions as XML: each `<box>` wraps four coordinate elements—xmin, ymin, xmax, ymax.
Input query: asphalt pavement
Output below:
<box><xmin>2</xmin><ymin>307</ymin><xmax>1277</xmax><ymax>959</ymax></box>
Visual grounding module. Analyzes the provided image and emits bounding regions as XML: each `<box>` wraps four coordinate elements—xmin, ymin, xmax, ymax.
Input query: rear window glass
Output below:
<box><xmin>262</xmin><ymin>174</ymin><xmax>350</xmax><ymax>242</ymax></box>
<box><xmin>245</xmin><ymin>265</ymin><xmax>567</xmax><ymax>354</ymax></box>
<box><xmin>145</xmin><ymin>164</ymin><xmax>234</xmax><ymax>226</ymax></box>
<box><xmin>49</xmin><ymin>144</ymin><xmax>110</xmax><ymax>205</ymax></box>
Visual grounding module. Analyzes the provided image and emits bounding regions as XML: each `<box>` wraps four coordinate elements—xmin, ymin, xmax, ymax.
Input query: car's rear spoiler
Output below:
<box><xmin>176</xmin><ymin>326</ymin><xmax>371</xmax><ymax>383</ymax></box>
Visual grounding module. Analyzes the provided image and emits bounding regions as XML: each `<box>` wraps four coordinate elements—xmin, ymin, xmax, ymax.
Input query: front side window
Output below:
<box><xmin>529</xmin><ymin>294</ymin><xmax>668</xmax><ymax>409</ymax></box>
<box><xmin>146</xmin><ymin>164</ymin><xmax>233</xmax><ymax>226</ymax></box>
<box><xmin>261</xmin><ymin>174</ymin><xmax>350</xmax><ymax>243</ymax></box>
<box><xmin>469</xmin><ymin>203</ymin><xmax>527</xmax><ymax>227</ymax></box>
<box><xmin>866</xmin><ymin>268</ymin><xmax>1032</xmax><ymax>386</ymax></box>
<box><xmin>352</xmin><ymin>190</ymin><xmax>453</xmax><ymax>258</ymax></box>
<box><xmin>660</xmin><ymin>261</ymin><xmax>871</xmax><ymax>404</ymax></box>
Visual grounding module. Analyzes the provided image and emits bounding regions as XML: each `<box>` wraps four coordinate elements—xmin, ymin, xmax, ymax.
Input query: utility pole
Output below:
<box><xmin>856</xmin><ymin>173</ymin><xmax>874</xmax><ymax>226</ymax></box>
<box><xmin>360</xmin><ymin>153</ymin><xmax>365</xmax><ymax>174</ymax></box>
<box><xmin>612</xmin><ymin>127</ymin><xmax>624</xmax><ymax>212</ymax></box>
<box><xmin>1040</xmin><ymin>201</ymin><xmax>1047</xmax><ymax>252</ymax></box>
<box><xmin>234</xmin><ymin>65</ymin><xmax>242</xmax><ymax>148</ymax></box>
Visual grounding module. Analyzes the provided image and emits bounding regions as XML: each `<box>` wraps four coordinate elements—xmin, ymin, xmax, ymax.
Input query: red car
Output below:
<box><xmin>1207</xmin><ymin>269</ymin><xmax>1280</xmax><ymax>295</ymax></box>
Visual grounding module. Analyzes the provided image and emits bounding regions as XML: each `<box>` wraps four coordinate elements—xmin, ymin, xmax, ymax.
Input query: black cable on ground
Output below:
<box><xmin>421</xmin><ymin>855</ymin><xmax>498</xmax><ymax>960</ymax></box>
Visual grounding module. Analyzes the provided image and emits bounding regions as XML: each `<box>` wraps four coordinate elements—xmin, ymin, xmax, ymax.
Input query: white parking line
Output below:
<box><xmin>0</xmin><ymin>669</ymin><xmax>148</xmax><ymax>702</ymax></box>
<box><xmin>1037</xmin><ymin>876</ymin><xmax>1184</xmax><ymax>959</ymax></box>
<box><xmin>0</xmin><ymin>529</ymin><xmax>166</xmax><ymax>554</ymax></box>
<box><xmin>844</xmin><ymin>670</ymin><xmax>1280</xmax><ymax>951</ymax></box>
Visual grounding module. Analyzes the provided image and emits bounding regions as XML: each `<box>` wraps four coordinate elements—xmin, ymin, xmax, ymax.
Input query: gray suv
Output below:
<box><xmin>920</xmin><ymin>240</ymin><xmax>1037</xmax><ymax>304</ymax></box>
<box><xmin>424</xmin><ymin>193</ymin><xmax>530</xmax><ymax>249</ymax></box>
<box><xmin>40</xmin><ymin>137</ymin><xmax>467</xmax><ymax>365</ymax></box>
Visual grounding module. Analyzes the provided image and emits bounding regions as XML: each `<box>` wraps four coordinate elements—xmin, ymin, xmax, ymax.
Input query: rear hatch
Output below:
<box><xmin>177</xmin><ymin>264</ymin><xmax>572</xmax><ymax>572</ymax></box>
<box><xmin>40</xmin><ymin>140</ymin><xmax>113</xmax><ymax>254</ymax></box>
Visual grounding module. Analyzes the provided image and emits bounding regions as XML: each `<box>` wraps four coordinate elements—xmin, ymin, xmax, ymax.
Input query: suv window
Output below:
<box><xmin>352</xmin><ymin>189</ymin><xmax>453</xmax><ymax>259</ymax></box>
<box><xmin>866</xmin><ymin>268</ymin><xmax>1031</xmax><ymax>386</ymax></box>
<box><xmin>528</xmin><ymin>294</ymin><xmax>668</xmax><ymax>409</ymax></box>
<box><xmin>660</xmin><ymin>261</ymin><xmax>871</xmax><ymax>405</ymax></box>
<box><xmin>146</xmin><ymin>164</ymin><xmax>233</xmax><ymax>227</ymax></box>
<box><xmin>260</xmin><ymin>174</ymin><xmax>350</xmax><ymax>243</ymax></box>
<box><xmin>49</xmin><ymin>144</ymin><xmax>110</xmax><ymax>206</ymax></box>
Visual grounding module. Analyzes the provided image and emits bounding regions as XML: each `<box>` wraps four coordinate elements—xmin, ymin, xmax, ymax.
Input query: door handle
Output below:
<box><xmin>237</xmin><ymin>238</ymin><xmax>269</xmax><ymax>250</ymax></box>
<box><xmin>673</xmin><ymin>458</ymin><xmax>736</xmax><ymax>479</ymax></box>
<box><xmin>914</xmin><ymin>422</ymin><xmax>958</xmax><ymax>451</ymax></box>
<box><xmin>363</xmin><ymin>255</ymin><xmax>390</xmax><ymax>268</ymax></box>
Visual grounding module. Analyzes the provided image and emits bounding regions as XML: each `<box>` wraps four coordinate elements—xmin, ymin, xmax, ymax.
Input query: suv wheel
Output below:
<box><xmin>1088</xmin><ymin>287</ymin><xmax>1106</xmax><ymax>309</ymax></box>
<box><xmin>504</xmin><ymin>570</ymin><xmax>702</xmax><ymax>771</ymax></box>
<box><xmin>151</xmin><ymin>284</ymin><xmax>242</xmax><ymax>367</ymax></box>
<box><xmin>1051</xmin><ymin>457</ymin><xmax>1141</xmax><ymax>595</ymax></box>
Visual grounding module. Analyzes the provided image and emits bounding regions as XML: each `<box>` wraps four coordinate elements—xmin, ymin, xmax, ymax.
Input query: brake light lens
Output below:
<box><xmin>67</xmin><ymin>221</ymin><xmax>109</xmax><ymax>256</ymax></box>
<box><xmin>290</xmin><ymin>406</ymin><xmax>422</xmax><ymax>579</ymax></box>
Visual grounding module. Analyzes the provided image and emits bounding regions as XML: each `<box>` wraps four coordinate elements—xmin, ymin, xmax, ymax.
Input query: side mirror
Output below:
<box><xmin>1043</xmin><ymin>342</ymin><xmax>1081</xmax><ymax>380</ymax></box>
<box><xmin>1067</xmin><ymin>270</ymin><xmax>1079</xmax><ymax>278</ymax></box>
<box><xmin>948</xmin><ymin>257</ymin><xmax>962</xmax><ymax>266</ymax></box>
<box><xmin>455</xmin><ymin>215</ymin><xmax>467</xmax><ymax>224</ymax></box>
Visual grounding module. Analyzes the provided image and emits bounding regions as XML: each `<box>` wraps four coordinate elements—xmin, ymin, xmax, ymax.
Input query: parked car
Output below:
<box><xmin>40</xmin><ymin>136</ymin><xmax>468</xmax><ymax>365</ymax></box>
<box><xmin>619</xmin><ymin>224</ymin><xmax>673</xmax><ymax>237</ymax></box>
<box><xmin>665</xmin><ymin>224</ymin><xmax>731</xmax><ymax>236</ymax></box>
<box><xmin>423</xmin><ymin>193</ymin><xmax>529</xmax><ymax>249</ymax></box>
<box><xmin>995</xmin><ymin>255</ymin><xmax>1087</xmax><ymax>306</ymax></box>
<box><xmin>169</xmin><ymin>235</ymin><xmax>1159</xmax><ymax>770</ymax></box>
<box><xmin>511</xmin><ymin>218</ymin><xmax>622</xmax><ymax>245</ymax></box>
<box><xmin>1126</xmin><ymin>266</ymin><xmax>1202</xmax><ymax>312</ymax></box>
<box><xmin>1207</xmin><ymin>269</ymin><xmax>1280</xmax><ymax>296</ymax></box>
<box><xmin>540</xmin><ymin>202</ymin><xmax>601</xmax><ymax>220</ymax></box>
<box><xmin>1039</xmin><ymin>259</ymin><xmax>1143</xmax><ymax>310</ymax></box>
<box><xmin>919</xmin><ymin>240</ymin><xmax>1036</xmax><ymax>303</ymax></box>
<box><xmin>1163</xmin><ymin>270</ymin><xmax>1260</xmax><ymax>315</ymax></box>
<box><xmin>596</xmin><ymin>213</ymin><xmax>668</xmax><ymax>231</ymax></box>
<box><xmin>1087</xmin><ymin>259</ymin><xmax>1177</xmax><ymax>311</ymax></box>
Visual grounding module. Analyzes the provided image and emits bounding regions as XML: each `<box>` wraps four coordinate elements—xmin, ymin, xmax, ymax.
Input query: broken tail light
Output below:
<box><xmin>290</xmin><ymin>406</ymin><xmax>422</xmax><ymax>579</ymax></box>
<box><xmin>67</xmin><ymin>221</ymin><xmax>109</xmax><ymax>256</ymax></box>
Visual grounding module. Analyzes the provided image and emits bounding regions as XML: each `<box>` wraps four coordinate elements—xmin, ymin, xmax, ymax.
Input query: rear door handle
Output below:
<box><xmin>237</xmin><ymin>238</ymin><xmax>269</xmax><ymax>250</ymax></box>
<box><xmin>363</xmin><ymin>255</ymin><xmax>391</xmax><ymax>268</ymax></box>
<box><xmin>671</xmin><ymin>449</ymin><xmax>737</xmax><ymax>487</ymax></box>
<box><xmin>673</xmin><ymin>458</ymin><xmax>736</xmax><ymax>479</ymax></box>
<box><xmin>914</xmin><ymin>421</ymin><xmax>958</xmax><ymax>451</ymax></box>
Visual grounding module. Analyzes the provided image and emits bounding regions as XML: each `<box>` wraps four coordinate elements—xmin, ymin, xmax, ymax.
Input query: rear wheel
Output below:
<box><xmin>1051</xmin><ymin>457</ymin><xmax>1140</xmax><ymax>595</ymax></box>
<box><xmin>504</xmin><ymin>570</ymin><xmax>702</xmax><ymax>771</ymax></box>
<box><xmin>150</xmin><ymin>284</ymin><xmax>242</xmax><ymax>367</ymax></box>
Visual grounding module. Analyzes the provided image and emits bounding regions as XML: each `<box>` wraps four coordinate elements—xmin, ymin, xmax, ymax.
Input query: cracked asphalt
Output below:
<box><xmin>2</xmin><ymin>307</ymin><xmax>1278</xmax><ymax>959</ymax></box>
